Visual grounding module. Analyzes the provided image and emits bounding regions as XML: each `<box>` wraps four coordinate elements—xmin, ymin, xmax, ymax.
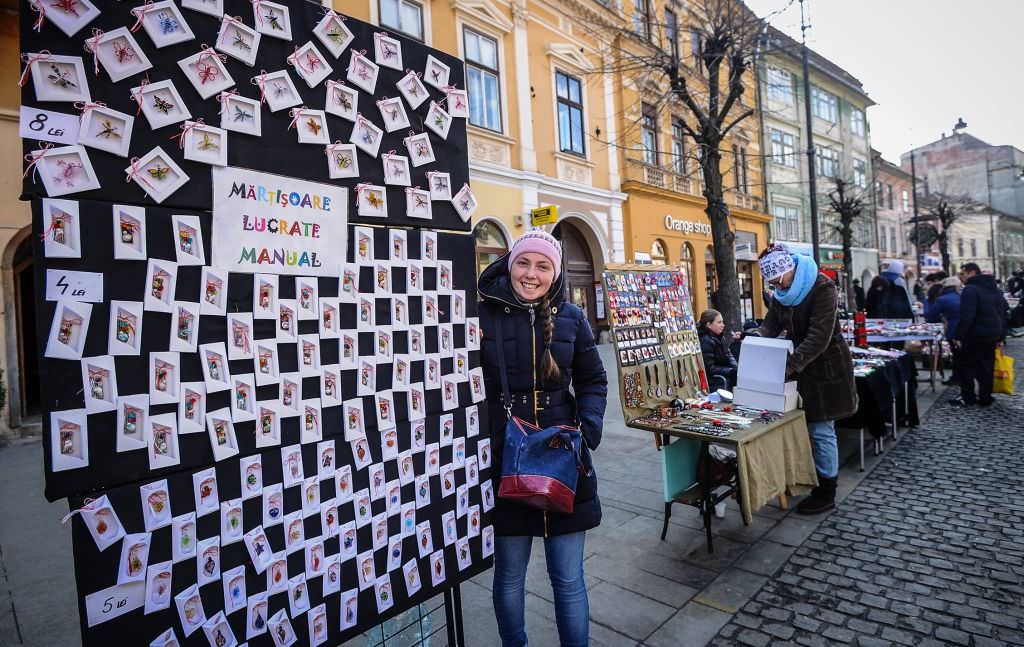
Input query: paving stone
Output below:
<box><xmin>692</xmin><ymin>568</ymin><xmax>768</xmax><ymax>614</ymax></box>
<box><xmin>585</xmin><ymin>580</ymin><xmax>675</xmax><ymax>641</ymax></box>
<box><xmin>711</xmin><ymin>339</ymin><xmax>1024</xmax><ymax>647</ymax></box>
<box><xmin>644</xmin><ymin>602</ymin><xmax>732</xmax><ymax>647</ymax></box>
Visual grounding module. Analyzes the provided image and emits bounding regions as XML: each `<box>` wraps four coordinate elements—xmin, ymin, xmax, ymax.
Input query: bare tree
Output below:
<box><xmin>577</xmin><ymin>0</ymin><xmax>765</xmax><ymax>332</ymax></box>
<box><xmin>825</xmin><ymin>178</ymin><xmax>868</xmax><ymax>310</ymax></box>
<box><xmin>916</xmin><ymin>195</ymin><xmax>961</xmax><ymax>274</ymax></box>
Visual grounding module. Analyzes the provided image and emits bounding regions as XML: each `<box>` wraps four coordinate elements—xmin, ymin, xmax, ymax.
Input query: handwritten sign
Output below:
<box><xmin>19</xmin><ymin>106</ymin><xmax>80</xmax><ymax>146</ymax></box>
<box><xmin>211</xmin><ymin>167</ymin><xmax>347</xmax><ymax>277</ymax></box>
<box><xmin>85</xmin><ymin>581</ymin><xmax>145</xmax><ymax>627</ymax></box>
<box><xmin>45</xmin><ymin>270</ymin><xmax>104</xmax><ymax>303</ymax></box>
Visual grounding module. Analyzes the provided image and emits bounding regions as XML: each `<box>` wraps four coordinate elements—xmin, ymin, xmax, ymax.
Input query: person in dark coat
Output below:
<box><xmin>925</xmin><ymin>276</ymin><xmax>961</xmax><ymax>386</ymax></box>
<box><xmin>852</xmin><ymin>279</ymin><xmax>866</xmax><ymax>311</ymax></box>
<box><xmin>750</xmin><ymin>244</ymin><xmax>858</xmax><ymax>515</ymax></box>
<box><xmin>698</xmin><ymin>309</ymin><xmax>739</xmax><ymax>389</ymax></box>
<box><xmin>953</xmin><ymin>263</ymin><xmax>1009</xmax><ymax>407</ymax></box>
<box><xmin>924</xmin><ymin>271</ymin><xmax>948</xmax><ymax>305</ymax></box>
<box><xmin>864</xmin><ymin>275</ymin><xmax>889</xmax><ymax>318</ymax></box>
<box><xmin>478</xmin><ymin>230</ymin><xmax>608</xmax><ymax>647</ymax></box>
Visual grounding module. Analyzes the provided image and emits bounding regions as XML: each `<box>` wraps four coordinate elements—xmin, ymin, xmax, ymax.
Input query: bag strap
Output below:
<box><xmin>493</xmin><ymin>314</ymin><xmax>512</xmax><ymax>420</ymax></box>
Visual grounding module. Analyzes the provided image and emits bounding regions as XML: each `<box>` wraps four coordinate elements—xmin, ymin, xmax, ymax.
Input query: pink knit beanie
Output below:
<box><xmin>508</xmin><ymin>230</ymin><xmax>562</xmax><ymax>279</ymax></box>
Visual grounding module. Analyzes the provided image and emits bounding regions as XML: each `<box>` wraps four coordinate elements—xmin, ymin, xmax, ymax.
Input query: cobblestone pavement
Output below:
<box><xmin>711</xmin><ymin>337</ymin><xmax>1024</xmax><ymax>647</ymax></box>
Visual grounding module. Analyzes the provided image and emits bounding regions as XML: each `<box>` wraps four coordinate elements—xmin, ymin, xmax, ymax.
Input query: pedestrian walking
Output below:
<box><xmin>478</xmin><ymin>230</ymin><xmax>608</xmax><ymax>647</ymax></box>
<box><xmin>880</xmin><ymin>260</ymin><xmax>915</xmax><ymax>319</ymax></box>
<box><xmin>864</xmin><ymin>275</ymin><xmax>889</xmax><ymax>318</ymax></box>
<box><xmin>925</xmin><ymin>276</ymin><xmax>961</xmax><ymax>386</ymax></box>
<box><xmin>750</xmin><ymin>244</ymin><xmax>858</xmax><ymax>514</ymax></box>
<box><xmin>698</xmin><ymin>309</ymin><xmax>739</xmax><ymax>390</ymax></box>
<box><xmin>852</xmin><ymin>278</ymin><xmax>866</xmax><ymax>311</ymax></box>
<box><xmin>953</xmin><ymin>263</ymin><xmax>1009</xmax><ymax>407</ymax></box>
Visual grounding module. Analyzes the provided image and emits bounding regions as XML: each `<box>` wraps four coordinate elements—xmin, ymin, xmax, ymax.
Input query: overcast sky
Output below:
<box><xmin>744</xmin><ymin>0</ymin><xmax>1024</xmax><ymax>163</ymax></box>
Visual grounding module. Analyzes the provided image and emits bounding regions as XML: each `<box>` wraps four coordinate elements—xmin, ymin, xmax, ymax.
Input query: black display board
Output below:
<box><xmin>20</xmin><ymin>0</ymin><xmax>471</xmax><ymax>232</ymax></box>
<box><xmin>22</xmin><ymin>2</ymin><xmax>493</xmax><ymax>645</ymax></box>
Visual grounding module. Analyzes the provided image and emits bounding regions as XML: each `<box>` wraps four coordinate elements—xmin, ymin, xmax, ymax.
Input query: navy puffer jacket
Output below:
<box><xmin>956</xmin><ymin>274</ymin><xmax>1008</xmax><ymax>342</ymax></box>
<box><xmin>478</xmin><ymin>254</ymin><xmax>608</xmax><ymax>537</ymax></box>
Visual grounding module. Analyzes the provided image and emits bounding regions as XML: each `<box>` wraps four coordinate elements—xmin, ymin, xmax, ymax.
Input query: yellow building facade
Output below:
<box><xmin>350</xmin><ymin>0</ymin><xmax>769</xmax><ymax>326</ymax></box>
<box><xmin>0</xmin><ymin>1</ymin><xmax>772</xmax><ymax>434</ymax></box>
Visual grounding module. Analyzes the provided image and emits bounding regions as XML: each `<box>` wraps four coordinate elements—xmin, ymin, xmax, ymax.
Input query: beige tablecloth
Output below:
<box><xmin>736</xmin><ymin>412</ymin><xmax>818</xmax><ymax>523</ymax></box>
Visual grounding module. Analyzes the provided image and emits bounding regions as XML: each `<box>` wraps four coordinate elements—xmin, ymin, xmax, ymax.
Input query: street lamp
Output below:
<box><xmin>985</xmin><ymin>159</ymin><xmax>1024</xmax><ymax>280</ymax></box>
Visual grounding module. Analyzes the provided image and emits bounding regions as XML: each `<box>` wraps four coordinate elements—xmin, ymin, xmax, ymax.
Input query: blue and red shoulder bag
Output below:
<box><xmin>492</xmin><ymin>316</ymin><xmax>587</xmax><ymax>514</ymax></box>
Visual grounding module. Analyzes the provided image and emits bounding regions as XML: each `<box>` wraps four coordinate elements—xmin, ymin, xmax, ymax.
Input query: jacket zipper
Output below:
<box><xmin>529</xmin><ymin>305</ymin><xmax>549</xmax><ymax>538</ymax></box>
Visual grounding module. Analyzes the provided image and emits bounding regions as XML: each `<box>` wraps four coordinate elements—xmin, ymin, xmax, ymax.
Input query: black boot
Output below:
<box><xmin>796</xmin><ymin>474</ymin><xmax>837</xmax><ymax>515</ymax></box>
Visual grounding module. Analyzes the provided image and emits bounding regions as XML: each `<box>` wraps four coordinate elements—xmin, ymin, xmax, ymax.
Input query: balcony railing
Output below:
<box><xmin>624</xmin><ymin>158</ymin><xmax>764</xmax><ymax>212</ymax></box>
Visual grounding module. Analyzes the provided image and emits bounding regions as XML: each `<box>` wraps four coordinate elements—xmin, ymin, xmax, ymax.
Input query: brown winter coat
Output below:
<box><xmin>755</xmin><ymin>273</ymin><xmax>858</xmax><ymax>422</ymax></box>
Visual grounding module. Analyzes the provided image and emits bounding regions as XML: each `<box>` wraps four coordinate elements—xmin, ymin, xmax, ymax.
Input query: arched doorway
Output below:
<box><xmin>10</xmin><ymin>233</ymin><xmax>40</xmax><ymax>423</ymax></box>
<box><xmin>704</xmin><ymin>245</ymin><xmax>718</xmax><ymax>309</ymax></box>
<box><xmin>679</xmin><ymin>243</ymin><xmax>696</xmax><ymax>312</ymax></box>
<box><xmin>651</xmin><ymin>239</ymin><xmax>668</xmax><ymax>264</ymax></box>
<box><xmin>473</xmin><ymin>220</ymin><xmax>509</xmax><ymax>276</ymax></box>
<box><xmin>553</xmin><ymin>221</ymin><xmax>597</xmax><ymax>330</ymax></box>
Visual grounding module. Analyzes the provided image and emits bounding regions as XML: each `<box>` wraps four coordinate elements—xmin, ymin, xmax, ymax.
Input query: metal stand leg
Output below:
<box><xmin>661</xmin><ymin>501</ymin><xmax>672</xmax><ymax>541</ymax></box>
<box><xmin>701</xmin><ymin>440</ymin><xmax>714</xmax><ymax>554</ymax></box>
<box><xmin>444</xmin><ymin>587</ymin><xmax>459</xmax><ymax>647</ymax></box>
<box><xmin>452</xmin><ymin>583</ymin><xmax>466</xmax><ymax>647</ymax></box>
<box><xmin>891</xmin><ymin>399</ymin><xmax>899</xmax><ymax>441</ymax></box>
<box><xmin>859</xmin><ymin>428</ymin><xmax>865</xmax><ymax>471</ymax></box>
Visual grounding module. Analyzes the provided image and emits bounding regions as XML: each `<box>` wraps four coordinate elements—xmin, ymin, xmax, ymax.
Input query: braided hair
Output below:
<box><xmin>537</xmin><ymin>293</ymin><xmax>561</xmax><ymax>383</ymax></box>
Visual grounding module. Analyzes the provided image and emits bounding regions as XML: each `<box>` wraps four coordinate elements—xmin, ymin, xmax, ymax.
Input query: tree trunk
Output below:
<box><xmin>841</xmin><ymin>224</ymin><xmax>855</xmax><ymax>311</ymax></box>
<box><xmin>701</xmin><ymin>147</ymin><xmax>742</xmax><ymax>333</ymax></box>
<box><xmin>939</xmin><ymin>231</ymin><xmax>951</xmax><ymax>275</ymax></box>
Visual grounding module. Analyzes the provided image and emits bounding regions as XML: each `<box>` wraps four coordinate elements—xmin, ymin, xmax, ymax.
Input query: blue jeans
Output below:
<box><xmin>492</xmin><ymin>532</ymin><xmax>589</xmax><ymax>647</ymax></box>
<box><xmin>808</xmin><ymin>420</ymin><xmax>839</xmax><ymax>478</ymax></box>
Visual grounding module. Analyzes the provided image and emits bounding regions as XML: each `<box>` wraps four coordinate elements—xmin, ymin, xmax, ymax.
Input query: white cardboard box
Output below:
<box><xmin>736</xmin><ymin>336</ymin><xmax>793</xmax><ymax>394</ymax></box>
<box><xmin>733</xmin><ymin>386</ymin><xmax>799</xmax><ymax>413</ymax></box>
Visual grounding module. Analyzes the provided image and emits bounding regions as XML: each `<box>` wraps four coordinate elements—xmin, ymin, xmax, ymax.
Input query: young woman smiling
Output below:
<box><xmin>478</xmin><ymin>230</ymin><xmax>608</xmax><ymax>647</ymax></box>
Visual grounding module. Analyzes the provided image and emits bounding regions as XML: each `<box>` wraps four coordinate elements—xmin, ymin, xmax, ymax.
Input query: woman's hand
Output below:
<box><xmin>732</xmin><ymin>331</ymin><xmax>742</xmax><ymax>341</ymax></box>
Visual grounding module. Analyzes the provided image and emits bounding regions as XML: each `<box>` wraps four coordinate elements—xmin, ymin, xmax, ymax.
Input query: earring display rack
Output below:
<box><xmin>601</xmin><ymin>263</ymin><xmax>708</xmax><ymax>424</ymax></box>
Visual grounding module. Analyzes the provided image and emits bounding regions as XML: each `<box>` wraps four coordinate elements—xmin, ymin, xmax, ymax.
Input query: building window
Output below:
<box><xmin>555</xmin><ymin>71</ymin><xmax>585</xmax><ymax>156</ymax></box>
<box><xmin>770</xmin><ymin>129</ymin><xmax>795</xmax><ymax>167</ymax></box>
<box><xmin>664</xmin><ymin>8</ymin><xmax>679</xmax><ymax>61</ymax></box>
<box><xmin>876</xmin><ymin>180</ymin><xmax>884</xmax><ymax>204</ymax></box>
<box><xmin>680</xmin><ymin>243</ymin><xmax>696</xmax><ymax>309</ymax></box>
<box><xmin>671</xmin><ymin>119</ymin><xmax>686</xmax><ymax>174</ymax></box>
<box><xmin>464</xmin><ymin>28</ymin><xmax>502</xmax><ymax>132</ymax></box>
<box><xmin>853</xmin><ymin>158</ymin><xmax>868</xmax><ymax>188</ymax></box>
<box><xmin>890</xmin><ymin>228</ymin><xmax>897</xmax><ymax>254</ymax></box>
<box><xmin>688</xmin><ymin>28</ymin><xmax>702</xmax><ymax>69</ymax></box>
<box><xmin>815</xmin><ymin>145</ymin><xmax>839</xmax><ymax>177</ymax></box>
<box><xmin>740</xmin><ymin>147</ymin><xmax>749</xmax><ymax>193</ymax></box>
<box><xmin>766</xmin><ymin>66</ymin><xmax>793</xmax><ymax>103</ymax></box>
<box><xmin>379</xmin><ymin>0</ymin><xmax>424</xmax><ymax>41</ymax></box>
<box><xmin>632</xmin><ymin>0</ymin><xmax>651</xmax><ymax>39</ymax></box>
<box><xmin>473</xmin><ymin>220</ymin><xmax>508</xmax><ymax>276</ymax></box>
<box><xmin>705</xmin><ymin>246</ymin><xmax>717</xmax><ymax>303</ymax></box>
<box><xmin>879</xmin><ymin>226</ymin><xmax>887</xmax><ymax>253</ymax></box>
<box><xmin>970</xmin><ymin>239</ymin><xmax>977</xmax><ymax>257</ymax></box>
<box><xmin>772</xmin><ymin>205</ymin><xmax>800</xmax><ymax>241</ymax></box>
<box><xmin>651</xmin><ymin>239</ymin><xmax>668</xmax><ymax>264</ymax></box>
<box><xmin>887</xmin><ymin>184</ymin><xmax>894</xmax><ymax>209</ymax></box>
<box><xmin>902</xmin><ymin>190</ymin><xmax>910</xmax><ymax>213</ymax></box>
<box><xmin>850</xmin><ymin>108</ymin><xmax>866</xmax><ymax>137</ymax></box>
<box><xmin>987</xmin><ymin>239</ymin><xmax>993</xmax><ymax>257</ymax></box>
<box><xmin>957</xmin><ymin>238</ymin><xmax>964</xmax><ymax>257</ymax></box>
<box><xmin>811</xmin><ymin>86</ymin><xmax>837</xmax><ymax>123</ymax></box>
<box><xmin>641</xmin><ymin>103</ymin><xmax>659</xmax><ymax>166</ymax></box>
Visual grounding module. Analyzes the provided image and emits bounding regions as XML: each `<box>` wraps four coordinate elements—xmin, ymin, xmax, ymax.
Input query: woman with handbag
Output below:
<box><xmin>478</xmin><ymin>230</ymin><xmax>608</xmax><ymax>647</ymax></box>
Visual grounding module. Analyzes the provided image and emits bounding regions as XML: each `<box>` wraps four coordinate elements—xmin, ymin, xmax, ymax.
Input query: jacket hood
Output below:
<box><xmin>940</xmin><ymin>285</ymin><xmax>959</xmax><ymax>295</ymax></box>
<box><xmin>477</xmin><ymin>251</ymin><xmax>566</xmax><ymax>309</ymax></box>
<box><xmin>968</xmin><ymin>274</ymin><xmax>998</xmax><ymax>290</ymax></box>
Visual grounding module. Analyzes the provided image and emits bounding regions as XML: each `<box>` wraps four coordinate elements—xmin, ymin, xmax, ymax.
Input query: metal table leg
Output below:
<box><xmin>701</xmin><ymin>440</ymin><xmax>714</xmax><ymax>554</ymax></box>
<box><xmin>859</xmin><ymin>428</ymin><xmax>865</xmax><ymax>471</ymax></box>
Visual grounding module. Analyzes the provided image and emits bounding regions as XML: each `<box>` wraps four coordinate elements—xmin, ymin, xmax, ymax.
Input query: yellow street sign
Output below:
<box><xmin>530</xmin><ymin>205</ymin><xmax>558</xmax><ymax>226</ymax></box>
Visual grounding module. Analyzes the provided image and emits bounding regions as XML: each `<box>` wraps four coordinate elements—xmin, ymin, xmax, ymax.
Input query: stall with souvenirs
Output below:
<box><xmin>22</xmin><ymin>2</ymin><xmax>491</xmax><ymax>646</ymax></box>
<box><xmin>602</xmin><ymin>264</ymin><xmax>817</xmax><ymax>552</ymax></box>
